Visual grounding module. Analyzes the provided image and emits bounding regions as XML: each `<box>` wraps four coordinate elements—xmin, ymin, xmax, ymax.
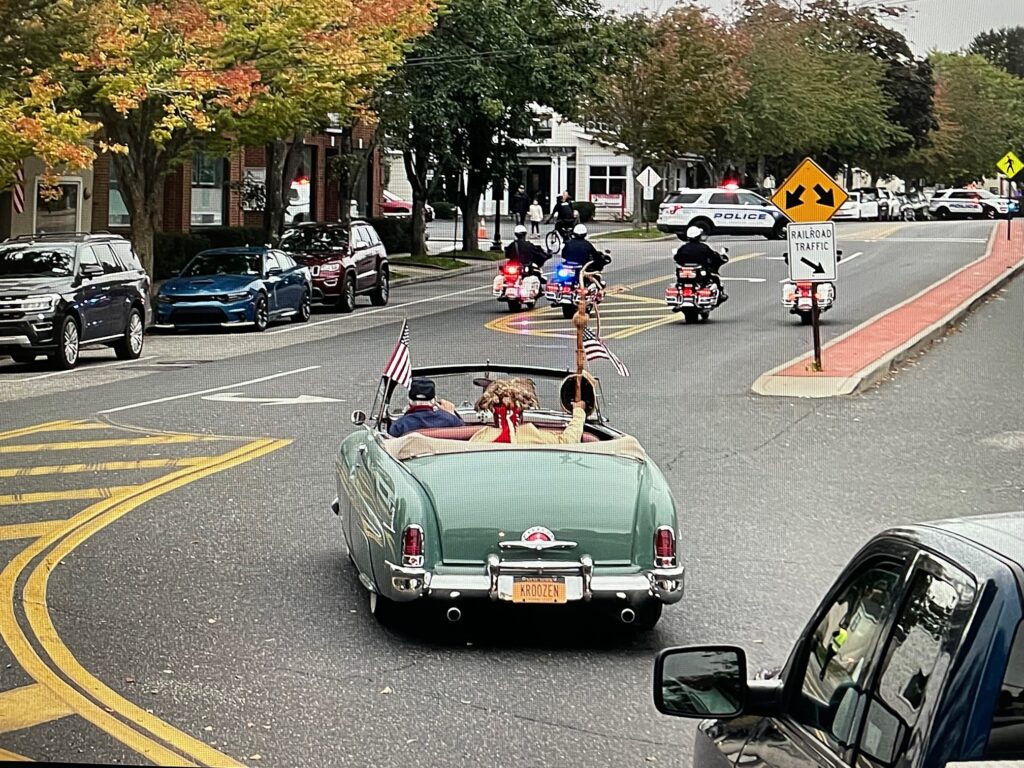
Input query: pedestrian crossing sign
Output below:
<box><xmin>997</xmin><ymin>151</ymin><xmax>1022</xmax><ymax>179</ymax></box>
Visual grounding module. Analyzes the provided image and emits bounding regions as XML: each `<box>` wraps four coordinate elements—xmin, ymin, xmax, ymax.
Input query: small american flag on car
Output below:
<box><xmin>382</xmin><ymin>319</ymin><xmax>412</xmax><ymax>388</ymax></box>
<box><xmin>582</xmin><ymin>327</ymin><xmax>629</xmax><ymax>377</ymax></box>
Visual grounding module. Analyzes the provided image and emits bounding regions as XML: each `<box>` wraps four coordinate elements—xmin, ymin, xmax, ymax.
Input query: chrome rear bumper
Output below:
<box><xmin>384</xmin><ymin>554</ymin><xmax>684</xmax><ymax>605</ymax></box>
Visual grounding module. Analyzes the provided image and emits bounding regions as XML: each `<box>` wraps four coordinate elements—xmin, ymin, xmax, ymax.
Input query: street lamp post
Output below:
<box><xmin>490</xmin><ymin>179</ymin><xmax>504</xmax><ymax>252</ymax></box>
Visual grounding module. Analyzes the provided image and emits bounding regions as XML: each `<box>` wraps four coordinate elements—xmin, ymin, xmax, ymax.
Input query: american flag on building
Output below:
<box><xmin>582</xmin><ymin>327</ymin><xmax>629</xmax><ymax>377</ymax></box>
<box><xmin>11</xmin><ymin>166</ymin><xmax>25</xmax><ymax>215</ymax></box>
<box><xmin>381</xmin><ymin>319</ymin><xmax>413</xmax><ymax>388</ymax></box>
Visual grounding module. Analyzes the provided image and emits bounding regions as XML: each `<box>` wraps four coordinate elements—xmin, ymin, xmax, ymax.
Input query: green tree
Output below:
<box><xmin>380</xmin><ymin>0</ymin><xmax>622</xmax><ymax>254</ymax></box>
<box><xmin>906</xmin><ymin>53</ymin><xmax>1024</xmax><ymax>185</ymax></box>
<box><xmin>970</xmin><ymin>26</ymin><xmax>1024</xmax><ymax>78</ymax></box>
<box><xmin>586</xmin><ymin>8</ymin><xmax>748</xmax><ymax>223</ymax></box>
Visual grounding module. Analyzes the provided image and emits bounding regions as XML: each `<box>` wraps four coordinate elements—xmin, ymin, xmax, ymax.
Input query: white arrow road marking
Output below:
<box><xmin>202</xmin><ymin>392</ymin><xmax>344</xmax><ymax>405</ymax></box>
<box><xmin>721</xmin><ymin>277</ymin><xmax>766</xmax><ymax>283</ymax></box>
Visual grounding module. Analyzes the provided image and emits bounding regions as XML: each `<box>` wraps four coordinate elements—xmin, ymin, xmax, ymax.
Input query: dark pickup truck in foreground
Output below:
<box><xmin>655</xmin><ymin>511</ymin><xmax>1024</xmax><ymax>767</ymax></box>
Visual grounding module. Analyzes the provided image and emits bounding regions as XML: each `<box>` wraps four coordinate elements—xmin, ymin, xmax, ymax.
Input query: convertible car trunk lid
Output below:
<box><xmin>404</xmin><ymin>451</ymin><xmax>645</xmax><ymax>564</ymax></box>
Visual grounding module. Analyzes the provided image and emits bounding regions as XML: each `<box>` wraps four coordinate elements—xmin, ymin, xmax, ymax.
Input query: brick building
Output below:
<box><xmin>1</xmin><ymin>122</ymin><xmax>383</xmax><ymax>240</ymax></box>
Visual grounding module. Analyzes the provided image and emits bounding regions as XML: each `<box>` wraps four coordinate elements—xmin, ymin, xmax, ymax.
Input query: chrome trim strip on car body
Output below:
<box><xmin>498</xmin><ymin>539</ymin><xmax>578</xmax><ymax>551</ymax></box>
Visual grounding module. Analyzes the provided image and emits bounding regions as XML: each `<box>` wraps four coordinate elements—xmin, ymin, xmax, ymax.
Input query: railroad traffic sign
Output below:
<box><xmin>772</xmin><ymin>158</ymin><xmax>848</xmax><ymax>223</ymax></box>
<box><xmin>997</xmin><ymin>151</ymin><xmax>1022</xmax><ymax>179</ymax></box>
<box><xmin>787</xmin><ymin>222</ymin><xmax>837</xmax><ymax>282</ymax></box>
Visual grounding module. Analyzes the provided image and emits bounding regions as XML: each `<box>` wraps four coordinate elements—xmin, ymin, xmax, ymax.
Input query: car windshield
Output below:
<box><xmin>181</xmin><ymin>252</ymin><xmax>261</xmax><ymax>277</ymax></box>
<box><xmin>279</xmin><ymin>228</ymin><xmax>347</xmax><ymax>252</ymax></box>
<box><xmin>0</xmin><ymin>245</ymin><xmax>75</xmax><ymax>277</ymax></box>
<box><xmin>386</xmin><ymin>371</ymin><xmax>587</xmax><ymax>417</ymax></box>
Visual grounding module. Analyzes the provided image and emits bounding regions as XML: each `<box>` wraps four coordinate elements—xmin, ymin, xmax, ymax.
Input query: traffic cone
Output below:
<box><xmin>477</xmin><ymin>221</ymin><xmax>487</xmax><ymax>239</ymax></box>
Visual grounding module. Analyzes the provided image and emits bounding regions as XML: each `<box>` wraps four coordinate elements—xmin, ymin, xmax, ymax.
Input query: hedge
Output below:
<box><xmin>153</xmin><ymin>226</ymin><xmax>266</xmax><ymax>280</ymax></box>
<box><xmin>431</xmin><ymin>201</ymin><xmax>457</xmax><ymax>220</ymax></box>
<box><xmin>575</xmin><ymin>201</ymin><xmax>596</xmax><ymax>223</ymax></box>
<box><xmin>366</xmin><ymin>216</ymin><xmax>412</xmax><ymax>254</ymax></box>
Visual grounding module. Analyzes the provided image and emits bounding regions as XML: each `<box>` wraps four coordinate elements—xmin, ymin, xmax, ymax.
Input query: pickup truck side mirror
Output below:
<box><xmin>654</xmin><ymin>646</ymin><xmax>785</xmax><ymax>721</ymax></box>
<box><xmin>79</xmin><ymin>263</ymin><xmax>103</xmax><ymax>278</ymax></box>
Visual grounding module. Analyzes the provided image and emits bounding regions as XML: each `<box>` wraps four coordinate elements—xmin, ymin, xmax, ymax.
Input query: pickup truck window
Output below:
<box><xmin>987</xmin><ymin>620</ymin><xmax>1024</xmax><ymax>758</ymax></box>
<box><xmin>793</xmin><ymin>563</ymin><xmax>903</xmax><ymax>750</ymax></box>
<box><xmin>861</xmin><ymin>565</ymin><xmax>974</xmax><ymax>765</ymax></box>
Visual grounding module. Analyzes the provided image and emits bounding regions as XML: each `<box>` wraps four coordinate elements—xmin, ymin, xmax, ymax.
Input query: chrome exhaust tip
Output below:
<box><xmin>446</xmin><ymin>606</ymin><xmax>462</xmax><ymax>623</ymax></box>
<box><xmin>620</xmin><ymin>608</ymin><xmax>636</xmax><ymax>624</ymax></box>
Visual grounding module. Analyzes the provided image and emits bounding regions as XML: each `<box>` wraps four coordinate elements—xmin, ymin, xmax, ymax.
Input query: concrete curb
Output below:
<box><xmin>752</xmin><ymin>227</ymin><xmax>1024</xmax><ymax>399</ymax></box>
<box><xmin>391</xmin><ymin>261</ymin><xmax>497</xmax><ymax>288</ymax></box>
<box><xmin>592</xmin><ymin>229</ymin><xmax>675</xmax><ymax>242</ymax></box>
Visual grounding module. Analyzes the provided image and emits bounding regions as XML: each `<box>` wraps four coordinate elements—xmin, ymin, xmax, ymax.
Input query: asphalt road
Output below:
<box><xmin>0</xmin><ymin>220</ymin><xmax>1020</xmax><ymax>767</ymax></box>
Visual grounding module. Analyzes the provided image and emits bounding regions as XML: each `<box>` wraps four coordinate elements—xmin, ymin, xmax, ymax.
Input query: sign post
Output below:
<box><xmin>773</xmin><ymin>158</ymin><xmax>846</xmax><ymax>372</ymax></box>
<box><xmin>637</xmin><ymin>166</ymin><xmax>662</xmax><ymax>231</ymax></box>
<box><xmin>997</xmin><ymin>151</ymin><xmax>1021</xmax><ymax>241</ymax></box>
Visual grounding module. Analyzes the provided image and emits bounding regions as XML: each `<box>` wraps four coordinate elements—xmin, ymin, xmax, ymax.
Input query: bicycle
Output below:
<box><xmin>544</xmin><ymin>222</ymin><xmax>574</xmax><ymax>255</ymax></box>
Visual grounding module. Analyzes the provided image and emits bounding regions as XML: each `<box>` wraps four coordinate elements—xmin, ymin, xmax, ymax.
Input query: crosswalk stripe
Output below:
<box><xmin>0</xmin><ymin>683</ymin><xmax>74</xmax><ymax>735</ymax></box>
<box><xmin>0</xmin><ymin>435</ymin><xmax>223</xmax><ymax>455</ymax></box>
<box><xmin>0</xmin><ymin>487</ymin><xmax>137</xmax><ymax>506</ymax></box>
<box><xmin>0</xmin><ymin>458</ymin><xmax>212</xmax><ymax>478</ymax></box>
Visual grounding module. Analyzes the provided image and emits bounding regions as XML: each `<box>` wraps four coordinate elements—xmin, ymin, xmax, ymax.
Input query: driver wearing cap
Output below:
<box><xmin>389</xmin><ymin>378</ymin><xmax>465</xmax><ymax>438</ymax></box>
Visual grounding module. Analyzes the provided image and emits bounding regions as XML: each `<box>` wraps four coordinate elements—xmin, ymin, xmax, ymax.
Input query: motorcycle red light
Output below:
<box><xmin>683</xmin><ymin>287</ymin><xmax>694</xmax><ymax>296</ymax></box>
<box><xmin>503</xmin><ymin>263</ymin><xmax>519</xmax><ymax>276</ymax></box>
<box><xmin>654</xmin><ymin>527</ymin><xmax>676</xmax><ymax>567</ymax></box>
<box><xmin>401</xmin><ymin>525</ymin><xmax>423</xmax><ymax>567</ymax></box>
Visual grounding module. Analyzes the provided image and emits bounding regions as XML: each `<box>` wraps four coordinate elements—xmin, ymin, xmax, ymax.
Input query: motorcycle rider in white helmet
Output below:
<box><xmin>673</xmin><ymin>225</ymin><xmax>728</xmax><ymax>304</ymax></box>
<box><xmin>561</xmin><ymin>224</ymin><xmax>610</xmax><ymax>288</ymax></box>
<box><xmin>504</xmin><ymin>224</ymin><xmax>549</xmax><ymax>286</ymax></box>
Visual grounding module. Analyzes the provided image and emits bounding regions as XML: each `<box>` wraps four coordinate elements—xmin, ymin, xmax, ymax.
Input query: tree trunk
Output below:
<box><xmin>402</xmin><ymin>147</ymin><xmax>429</xmax><ymax>258</ymax></box>
<box><xmin>263</xmin><ymin>140</ymin><xmax>286</xmax><ymax>241</ymax></box>
<box><xmin>461</xmin><ymin>171</ymin><xmax>486</xmax><ymax>252</ymax></box>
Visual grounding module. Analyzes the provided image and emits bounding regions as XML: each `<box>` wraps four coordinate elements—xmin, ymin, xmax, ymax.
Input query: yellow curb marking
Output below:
<box><xmin>0</xmin><ymin>748</ymin><xmax>30</xmax><ymax>761</ymax></box>
<box><xmin>0</xmin><ymin>435</ymin><xmax>224</xmax><ymax>455</ymax></box>
<box><xmin>0</xmin><ymin>421</ymin><xmax>103</xmax><ymax>443</ymax></box>
<box><xmin>0</xmin><ymin>522</ymin><xmax>64</xmax><ymax>542</ymax></box>
<box><xmin>0</xmin><ymin>435</ymin><xmax>290</xmax><ymax>767</ymax></box>
<box><xmin>0</xmin><ymin>683</ymin><xmax>75</xmax><ymax>734</ymax></box>
<box><xmin>0</xmin><ymin>487</ymin><xmax>137</xmax><ymax>506</ymax></box>
<box><xmin>0</xmin><ymin>458</ymin><xmax>211</xmax><ymax>478</ymax></box>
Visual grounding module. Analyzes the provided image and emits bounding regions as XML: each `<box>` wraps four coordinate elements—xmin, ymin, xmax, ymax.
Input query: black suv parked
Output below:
<box><xmin>0</xmin><ymin>233</ymin><xmax>151</xmax><ymax>369</ymax></box>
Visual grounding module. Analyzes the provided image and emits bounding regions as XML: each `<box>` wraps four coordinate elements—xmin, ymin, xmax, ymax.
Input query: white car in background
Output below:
<box><xmin>833</xmin><ymin>191</ymin><xmax>881</xmax><ymax>221</ymax></box>
<box><xmin>656</xmin><ymin>187</ymin><xmax>789</xmax><ymax>240</ymax></box>
<box><xmin>928</xmin><ymin>189</ymin><xmax>1010</xmax><ymax>220</ymax></box>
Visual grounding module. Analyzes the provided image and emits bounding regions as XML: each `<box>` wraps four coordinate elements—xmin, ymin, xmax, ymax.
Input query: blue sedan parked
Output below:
<box><xmin>654</xmin><ymin>510</ymin><xmax>1024</xmax><ymax>767</ymax></box>
<box><xmin>156</xmin><ymin>247</ymin><xmax>311</xmax><ymax>331</ymax></box>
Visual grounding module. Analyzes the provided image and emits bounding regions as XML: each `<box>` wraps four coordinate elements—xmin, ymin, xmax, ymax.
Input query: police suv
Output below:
<box><xmin>928</xmin><ymin>188</ymin><xmax>1011</xmax><ymax>220</ymax></box>
<box><xmin>656</xmin><ymin>187</ymin><xmax>789</xmax><ymax>240</ymax></box>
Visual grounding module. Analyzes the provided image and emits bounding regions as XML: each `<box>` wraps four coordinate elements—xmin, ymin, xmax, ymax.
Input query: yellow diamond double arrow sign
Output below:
<box><xmin>771</xmin><ymin>157</ymin><xmax>848</xmax><ymax>223</ymax></box>
<box><xmin>997</xmin><ymin>151</ymin><xmax>1022</xmax><ymax>179</ymax></box>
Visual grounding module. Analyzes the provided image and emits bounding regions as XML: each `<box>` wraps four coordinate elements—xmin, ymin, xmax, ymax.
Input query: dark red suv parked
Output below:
<box><xmin>278</xmin><ymin>222</ymin><xmax>390</xmax><ymax>313</ymax></box>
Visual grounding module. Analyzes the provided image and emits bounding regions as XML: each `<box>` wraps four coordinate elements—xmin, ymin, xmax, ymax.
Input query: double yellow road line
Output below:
<box><xmin>0</xmin><ymin>419</ymin><xmax>290</xmax><ymax>765</ymax></box>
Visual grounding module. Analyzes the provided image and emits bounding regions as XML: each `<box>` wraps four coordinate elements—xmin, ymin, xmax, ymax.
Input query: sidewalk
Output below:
<box><xmin>753</xmin><ymin>224</ymin><xmax>1024</xmax><ymax>398</ymax></box>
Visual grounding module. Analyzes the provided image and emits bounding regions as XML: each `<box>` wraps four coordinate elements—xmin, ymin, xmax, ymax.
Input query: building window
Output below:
<box><xmin>191</xmin><ymin>152</ymin><xmax>227</xmax><ymax>227</ymax></box>
<box><xmin>533</xmin><ymin>115</ymin><xmax>553</xmax><ymax>141</ymax></box>
<box><xmin>34</xmin><ymin>179</ymin><xmax>81</xmax><ymax>234</ymax></box>
<box><xmin>588</xmin><ymin>165</ymin><xmax>628</xmax><ymax>196</ymax></box>
<box><xmin>108</xmin><ymin>164</ymin><xmax>130</xmax><ymax>227</ymax></box>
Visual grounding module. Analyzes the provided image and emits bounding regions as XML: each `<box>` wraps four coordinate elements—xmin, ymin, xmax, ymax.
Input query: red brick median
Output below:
<box><xmin>778</xmin><ymin>225</ymin><xmax>1023</xmax><ymax>378</ymax></box>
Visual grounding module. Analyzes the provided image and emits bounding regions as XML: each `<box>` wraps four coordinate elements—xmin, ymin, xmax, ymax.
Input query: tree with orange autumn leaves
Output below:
<box><xmin>5</xmin><ymin>0</ymin><xmax>435</xmax><ymax>279</ymax></box>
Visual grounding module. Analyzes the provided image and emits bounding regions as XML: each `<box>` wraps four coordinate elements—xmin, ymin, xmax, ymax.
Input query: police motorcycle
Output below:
<box><xmin>664</xmin><ymin>247</ymin><xmax>729</xmax><ymax>324</ymax></box>
<box><xmin>781</xmin><ymin>250</ymin><xmax>842</xmax><ymax>325</ymax></box>
<box><xmin>544</xmin><ymin>254</ymin><xmax>611</xmax><ymax>319</ymax></box>
<box><xmin>492</xmin><ymin>225</ymin><xmax>549</xmax><ymax>312</ymax></box>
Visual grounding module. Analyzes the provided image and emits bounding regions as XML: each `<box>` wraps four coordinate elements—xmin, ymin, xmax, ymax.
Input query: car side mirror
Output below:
<box><xmin>350</xmin><ymin>410</ymin><xmax>367</xmax><ymax>426</ymax></box>
<box><xmin>653</xmin><ymin>646</ymin><xmax>748</xmax><ymax>719</ymax></box>
<box><xmin>80</xmin><ymin>263</ymin><xmax>103</xmax><ymax>278</ymax></box>
<box><xmin>266</xmin><ymin>266</ymin><xmax>283</xmax><ymax>276</ymax></box>
<box><xmin>353</xmin><ymin>242</ymin><xmax>369</xmax><ymax>252</ymax></box>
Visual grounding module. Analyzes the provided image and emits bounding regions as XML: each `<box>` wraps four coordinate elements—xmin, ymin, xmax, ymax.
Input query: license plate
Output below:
<box><xmin>512</xmin><ymin>577</ymin><xmax>566</xmax><ymax>604</ymax></box>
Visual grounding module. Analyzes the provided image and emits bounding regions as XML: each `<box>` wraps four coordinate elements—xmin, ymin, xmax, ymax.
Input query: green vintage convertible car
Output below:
<box><xmin>332</xmin><ymin>364</ymin><xmax>683</xmax><ymax>630</ymax></box>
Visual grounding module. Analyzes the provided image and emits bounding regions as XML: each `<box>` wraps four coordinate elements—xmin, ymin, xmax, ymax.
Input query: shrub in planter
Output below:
<box><xmin>201</xmin><ymin>226</ymin><xmax>267</xmax><ymax>249</ymax></box>
<box><xmin>575</xmin><ymin>201</ymin><xmax>596</xmax><ymax>223</ymax></box>
<box><xmin>431</xmin><ymin>201</ymin><xmax>457</xmax><ymax>220</ymax></box>
<box><xmin>154</xmin><ymin>232</ymin><xmax>211</xmax><ymax>280</ymax></box>
<box><xmin>366</xmin><ymin>216</ymin><xmax>412</xmax><ymax>253</ymax></box>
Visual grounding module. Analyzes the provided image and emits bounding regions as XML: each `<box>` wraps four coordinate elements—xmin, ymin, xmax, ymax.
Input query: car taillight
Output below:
<box><xmin>401</xmin><ymin>525</ymin><xmax>423</xmax><ymax>568</ymax></box>
<box><xmin>654</xmin><ymin>526</ymin><xmax>676</xmax><ymax>568</ymax></box>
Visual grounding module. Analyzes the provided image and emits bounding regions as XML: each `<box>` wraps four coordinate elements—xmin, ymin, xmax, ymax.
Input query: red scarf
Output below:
<box><xmin>493</xmin><ymin>406</ymin><xmax>522</xmax><ymax>443</ymax></box>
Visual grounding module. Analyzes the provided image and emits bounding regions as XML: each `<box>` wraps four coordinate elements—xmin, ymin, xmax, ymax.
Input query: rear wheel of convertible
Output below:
<box><xmin>632</xmin><ymin>602</ymin><xmax>662</xmax><ymax>631</ymax></box>
<box><xmin>369</xmin><ymin>590</ymin><xmax>396</xmax><ymax>625</ymax></box>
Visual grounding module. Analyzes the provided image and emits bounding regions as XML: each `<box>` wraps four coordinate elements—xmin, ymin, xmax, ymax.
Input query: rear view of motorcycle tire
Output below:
<box><xmin>561</xmin><ymin>304</ymin><xmax>576</xmax><ymax>319</ymax></box>
<box><xmin>507</xmin><ymin>299</ymin><xmax>522</xmax><ymax>312</ymax></box>
<box><xmin>799</xmin><ymin>312</ymin><xmax>813</xmax><ymax>325</ymax></box>
<box><xmin>682</xmin><ymin>308</ymin><xmax>700</xmax><ymax>324</ymax></box>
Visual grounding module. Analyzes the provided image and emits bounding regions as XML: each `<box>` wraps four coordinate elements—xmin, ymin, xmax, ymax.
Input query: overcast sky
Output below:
<box><xmin>601</xmin><ymin>0</ymin><xmax>1024</xmax><ymax>53</ymax></box>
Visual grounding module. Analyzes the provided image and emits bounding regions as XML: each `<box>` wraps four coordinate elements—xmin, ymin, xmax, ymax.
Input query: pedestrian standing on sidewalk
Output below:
<box><xmin>511</xmin><ymin>185</ymin><xmax>530</xmax><ymax>226</ymax></box>
<box><xmin>528</xmin><ymin>198</ymin><xmax>543</xmax><ymax>237</ymax></box>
